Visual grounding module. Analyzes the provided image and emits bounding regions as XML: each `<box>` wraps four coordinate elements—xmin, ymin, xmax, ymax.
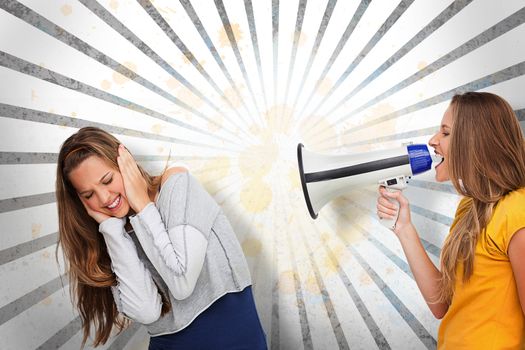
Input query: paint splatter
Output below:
<box><xmin>60</xmin><ymin>4</ymin><xmax>72</xmax><ymax>16</ymax></box>
<box><xmin>240</xmin><ymin>178</ymin><xmax>272</xmax><ymax>213</ymax></box>
<box><xmin>112</xmin><ymin>61</ymin><xmax>137</xmax><ymax>85</ymax></box>
<box><xmin>242</xmin><ymin>237</ymin><xmax>262</xmax><ymax>257</ymax></box>
<box><xmin>100</xmin><ymin>79</ymin><xmax>111</xmax><ymax>90</ymax></box>
<box><xmin>218</xmin><ymin>23</ymin><xmax>243</xmax><ymax>47</ymax></box>
<box><xmin>31</xmin><ymin>223</ymin><xmax>42</xmax><ymax>239</ymax></box>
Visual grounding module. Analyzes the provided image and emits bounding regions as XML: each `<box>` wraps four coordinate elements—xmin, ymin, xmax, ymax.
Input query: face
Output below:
<box><xmin>68</xmin><ymin>156</ymin><xmax>130</xmax><ymax>218</ymax></box>
<box><xmin>428</xmin><ymin>105</ymin><xmax>454</xmax><ymax>182</ymax></box>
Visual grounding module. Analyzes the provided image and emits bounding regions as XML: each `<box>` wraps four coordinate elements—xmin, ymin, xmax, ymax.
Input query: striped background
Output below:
<box><xmin>0</xmin><ymin>0</ymin><xmax>524</xmax><ymax>349</ymax></box>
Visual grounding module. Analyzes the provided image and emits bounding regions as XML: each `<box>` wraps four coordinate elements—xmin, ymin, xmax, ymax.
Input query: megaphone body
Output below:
<box><xmin>297</xmin><ymin>143</ymin><xmax>440</xmax><ymax>229</ymax></box>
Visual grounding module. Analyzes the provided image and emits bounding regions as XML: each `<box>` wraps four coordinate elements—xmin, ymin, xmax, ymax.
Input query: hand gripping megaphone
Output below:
<box><xmin>297</xmin><ymin>143</ymin><xmax>441</xmax><ymax>230</ymax></box>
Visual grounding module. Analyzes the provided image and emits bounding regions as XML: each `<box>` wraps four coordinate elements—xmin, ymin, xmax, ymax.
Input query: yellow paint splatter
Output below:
<box><xmin>100</xmin><ymin>79</ymin><xmax>111</xmax><ymax>90</ymax></box>
<box><xmin>218</xmin><ymin>23</ymin><xmax>243</xmax><ymax>47</ymax></box>
<box><xmin>150</xmin><ymin>124</ymin><xmax>164</xmax><ymax>134</ymax></box>
<box><xmin>317</xmin><ymin>78</ymin><xmax>333</xmax><ymax>96</ymax></box>
<box><xmin>41</xmin><ymin>296</ymin><xmax>53</xmax><ymax>305</ymax></box>
<box><xmin>41</xmin><ymin>251</ymin><xmax>51</xmax><ymax>259</ymax></box>
<box><xmin>264</xmin><ymin>105</ymin><xmax>294</xmax><ymax>135</ymax></box>
<box><xmin>242</xmin><ymin>237</ymin><xmax>262</xmax><ymax>257</ymax></box>
<box><xmin>112</xmin><ymin>61</ymin><xmax>137</xmax><ymax>85</ymax></box>
<box><xmin>240</xmin><ymin>178</ymin><xmax>272</xmax><ymax>213</ymax></box>
<box><xmin>223</xmin><ymin>86</ymin><xmax>243</xmax><ymax>109</ymax></box>
<box><xmin>31</xmin><ymin>89</ymin><xmax>38</xmax><ymax>101</ymax></box>
<box><xmin>166</xmin><ymin>77</ymin><xmax>183</xmax><ymax>91</ymax></box>
<box><xmin>177</xmin><ymin>88</ymin><xmax>204</xmax><ymax>109</ymax></box>
<box><xmin>299</xmin><ymin>116</ymin><xmax>339</xmax><ymax>150</ymax></box>
<box><xmin>295</xmin><ymin>31</ymin><xmax>308</xmax><ymax>47</ymax></box>
<box><xmin>109</xmin><ymin>0</ymin><xmax>118</xmax><ymax>10</ymax></box>
<box><xmin>305</xmin><ymin>273</ymin><xmax>319</xmax><ymax>294</ymax></box>
<box><xmin>417</xmin><ymin>61</ymin><xmax>428</xmax><ymax>70</ymax></box>
<box><xmin>207</xmin><ymin>115</ymin><xmax>223</xmax><ymax>132</ymax></box>
<box><xmin>288</xmin><ymin>166</ymin><xmax>300</xmax><ymax>190</ymax></box>
<box><xmin>238</xmin><ymin>144</ymin><xmax>277</xmax><ymax>178</ymax></box>
<box><xmin>278</xmin><ymin>270</ymin><xmax>296</xmax><ymax>294</ymax></box>
<box><xmin>60</xmin><ymin>4</ymin><xmax>72</xmax><ymax>16</ymax></box>
<box><xmin>32</xmin><ymin>223</ymin><xmax>42</xmax><ymax>239</ymax></box>
<box><xmin>198</xmin><ymin>157</ymin><xmax>231</xmax><ymax>183</ymax></box>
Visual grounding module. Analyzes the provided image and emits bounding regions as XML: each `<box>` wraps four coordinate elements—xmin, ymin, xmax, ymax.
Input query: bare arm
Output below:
<box><xmin>509</xmin><ymin>228</ymin><xmax>525</xmax><ymax>316</ymax></box>
<box><xmin>377</xmin><ymin>187</ymin><xmax>448</xmax><ymax>318</ymax></box>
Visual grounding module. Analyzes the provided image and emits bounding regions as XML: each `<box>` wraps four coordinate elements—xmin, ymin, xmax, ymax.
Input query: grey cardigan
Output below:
<box><xmin>98</xmin><ymin>172</ymin><xmax>252</xmax><ymax>336</ymax></box>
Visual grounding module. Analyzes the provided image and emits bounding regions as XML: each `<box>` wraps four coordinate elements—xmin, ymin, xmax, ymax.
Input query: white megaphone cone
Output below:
<box><xmin>297</xmin><ymin>143</ymin><xmax>442</xmax><ymax>230</ymax></box>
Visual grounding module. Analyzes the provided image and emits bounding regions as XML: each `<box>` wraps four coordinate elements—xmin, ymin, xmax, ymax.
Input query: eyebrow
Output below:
<box><xmin>78</xmin><ymin>172</ymin><xmax>112</xmax><ymax>195</ymax></box>
<box><xmin>441</xmin><ymin>124</ymin><xmax>451</xmax><ymax>130</ymax></box>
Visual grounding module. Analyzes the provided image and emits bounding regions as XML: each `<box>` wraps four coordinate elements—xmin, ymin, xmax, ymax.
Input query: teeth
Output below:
<box><xmin>431</xmin><ymin>154</ymin><xmax>444</xmax><ymax>163</ymax></box>
<box><xmin>107</xmin><ymin>195</ymin><xmax>120</xmax><ymax>209</ymax></box>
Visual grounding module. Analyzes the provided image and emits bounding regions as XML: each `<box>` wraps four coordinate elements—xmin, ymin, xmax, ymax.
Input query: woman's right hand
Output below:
<box><xmin>377</xmin><ymin>186</ymin><xmax>413</xmax><ymax>237</ymax></box>
<box><xmin>79</xmin><ymin>196</ymin><xmax>111</xmax><ymax>224</ymax></box>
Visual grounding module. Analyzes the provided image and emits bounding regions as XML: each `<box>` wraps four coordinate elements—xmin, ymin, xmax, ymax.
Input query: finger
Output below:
<box><xmin>377</xmin><ymin>203</ymin><xmax>398</xmax><ymax>217</ymax></box>
<box><xmin>378</xmin><ymin>197</ymin><xmax>397</xmax><ymax>210</ymax></box>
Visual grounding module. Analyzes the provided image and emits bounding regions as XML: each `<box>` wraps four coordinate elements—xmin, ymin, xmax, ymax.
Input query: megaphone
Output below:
<box><xmin>297</xmin><ymin>143</ymin><xmax>441</xmax><ymax>229</ymax></box>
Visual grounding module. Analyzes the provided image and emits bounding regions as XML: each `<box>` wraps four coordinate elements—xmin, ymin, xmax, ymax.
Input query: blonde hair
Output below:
<box><xmin>438</xmin><ymin>92</ymin><xmax>525</xmax><ymax>304</ymax></box>
<box><xmin>56</xmin><ymin>127</ymin><xmax>171</xmax><ymax>347</ymax></box>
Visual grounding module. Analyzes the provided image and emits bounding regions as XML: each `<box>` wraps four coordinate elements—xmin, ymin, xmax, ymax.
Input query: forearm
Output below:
<box><xmin>99</xmin><ymin>217</ymin><xmax>162</xmax><ymax>324</ymax></box>
<box><xmin>398</xmin><ymin>224</ymin><xmax>448</xmax><ymax>319</ymax></box>
<box><xmin>130</xmin><ymin>203</ymin><xmax>208</xmax><ymax>300</ymax></box>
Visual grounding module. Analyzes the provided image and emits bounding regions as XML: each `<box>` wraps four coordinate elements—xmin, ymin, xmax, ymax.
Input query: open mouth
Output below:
<box><xmin>434</xmin><ymin>154</ymin><xmax>445</xmax><ymax>169</ymax></box>
<box><xmin>106</xmin><ymin>195</ymin><xmax>122</xmax><ymax>211</ymax></box>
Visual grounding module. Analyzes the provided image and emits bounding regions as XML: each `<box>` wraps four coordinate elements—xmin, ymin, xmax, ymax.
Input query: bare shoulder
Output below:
<box><xmin>161</xmin><ymin>167</ymin><xmax>188</xmax><ymax>186</ymax></box>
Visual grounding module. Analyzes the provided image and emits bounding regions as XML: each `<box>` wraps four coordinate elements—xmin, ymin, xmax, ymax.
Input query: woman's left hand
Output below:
<box><xmin>117</xmin><ymin>144</ymin><xmax>151</xmax><ymax>213</ymax></box>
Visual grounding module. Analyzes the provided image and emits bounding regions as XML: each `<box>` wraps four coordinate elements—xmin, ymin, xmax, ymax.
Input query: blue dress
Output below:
<box><xmin>148</xmin><ymin>286</ymin><xmax>267</xmax><ymax>350</ymax></box>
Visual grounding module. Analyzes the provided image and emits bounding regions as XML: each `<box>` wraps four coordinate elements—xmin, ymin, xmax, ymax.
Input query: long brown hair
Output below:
<box><xmin>55</xmin><ymin>127</ymin><xmax>171</xmax><ymax>347</ymax></box>
<box><xmin>438</xmin><ymin>92</ymin><xmax>525</xmax><ymax>304</ymax></box>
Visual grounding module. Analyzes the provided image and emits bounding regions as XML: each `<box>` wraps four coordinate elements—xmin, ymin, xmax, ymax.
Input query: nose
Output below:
<box><xmin>98</xmin><ymin>190</ymin><xmax>112</xmax><ymax>208</ymax></box>
<box><xmin>428</xmin><ymin>132</ymin><xmax>439</xmax><ymax>147</ymax></box>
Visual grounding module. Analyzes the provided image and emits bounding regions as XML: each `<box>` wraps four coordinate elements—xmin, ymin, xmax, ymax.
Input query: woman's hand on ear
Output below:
<box><xmin>117</xmin><ymin>144</ymin><xmax>151</xmax><ymax>213</ymax></box>
<box><xmin>79</xmin><ymin>196</ymin><xmax>111</xmax><ymax>224</ymax></box>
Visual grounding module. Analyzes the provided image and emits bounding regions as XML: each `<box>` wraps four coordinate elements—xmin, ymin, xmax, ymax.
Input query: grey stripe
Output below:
<box><xmin>517</xmin><ymin>108</ymin><xmax>525</xmax><ymax>121</ymax></box>
<box><xmin>409</xmin><ymin>180</ymin><xmax>457</xmax><ymax>195</ymax></box>
<box><xmin>325</xmin><ymin>0</ymin><xmax>474</xmax><ymax>117</ymax></box>
<box><xmin>0</xmin><ymin>275</ymin><xmax>67</xmax><ymax>326</ymax></box>
<box><xmin>339</xmin><ymin>7</ymin><xmax>525</xmax><ymax>125</ymax></box>
<box><xmin>281</xmin><ymin>0</ymin><xmax>308</xmax><ymax>111</ymax></box>
<box><xmin>304</xmin><ymin>0</ymin><xmax>415</xmax><ymax>118</ymax></box>
<box><xmin>342</xmin><ymin>60</ymin><xmax>525</xmax><ymax>136</ymax></box>
<box><xmin>0</xmin><ymin>51</ymin><xmax>232</xmax><ymax>145</ymax></box>
<box><xmin>0</xmin><ymin>0</ymin><xmax>230</xmax><ymax>138</ymax></box>
<box><xmin>0</xmin><ymin>232</ymin><xmax>58</xmax><ymax>266</ymax></box>
<box><xmin>296</xmin><ymin>0</ymin><xmax>371</xmax><ymax>119</ymax></box>
<box><xmin>243</xmin><ymin>0</ymin><xmax>269</xmax><ymax>111</ymax></box>
<box><xmin>0</xmin><ymin>192</ymin><xmax>56</xmax><ymax>214</ymax></box>
<box><xmin>272</xmin><ymin>0</ymin><xmax>279</xmax><ymax>104</ymax></box>
<box><xmin>300</xmin><ymin>227</ymin><xmax>350</xmax><ymax>349</ymax></box>
<box><xmin>350</xmin><ymin>194</ymin><xmax>442</xmax><ymax>258</ymax></box>
<box><xmin>290</xmin><ymin>0</ymin><xmax>338</xmax><ymax>112</ymax></box>
<box><xmin>284</xmin><ymin>228</ymin><xmax>313</xmax><ymax>349</ymax></box>
<box><xmin>270</xmin><ymin>201</ymin><xmax>280</xmax><ymax>350</ymax></box>
<box><xmin>328</xmin><ymin>109</ymin><xmax>524</xmax><ymax>150</ymax></box>
<box><xmin>173</xmin><ymin>0</ymin><xmax>254</xmax><ymax>126</ymax></box>
<box><xmin>107</xmin><ymin>322</ymin><xmax>142</xmax><ymax>350</ymax></box>
<box><xmin>213</xmin><ymin>0</ymin><xmax>261</xmax><ymax>116</ymax></box>
<box><xmin>0</xmin><ymin>151</ymin><xmax>209</xmax><ymax>165</ymax></box>
<box><xmin>318</xmin><ymin>225</ymin><xmax>390</xmax><ymax>349</ymax></box>
<box><xmin>36</xmin><ymin>316</ymin><xmax>81</xmax><ymax>350</ymax></box>
<box><xmin>0</xmin><ymin>152</ymin><xmax>58</xmax><ymax>164</ymax></box>
<box><xmin>78</xmin><ymin>0</ymin><xmax>248</xmax><ymax>139</ymax></box>
<box><xmin>348</xmin><ymin>245</ymin><xmax>437</xmax><ymax>349</ymax></box>
<box><xmin>0</xmin><ymin>102</ymin><xmax>224</xmax><ymax>150</ymax></box>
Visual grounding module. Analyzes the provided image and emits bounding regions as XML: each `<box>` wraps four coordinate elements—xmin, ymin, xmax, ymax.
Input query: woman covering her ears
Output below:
<box><xmin>377</xmin><ymin>92</ymin><xmax>525</xmax><ymax>349</ymax></box>
<box><xmin>56</xmin><ymin>127</ymin><xmax>267</xmax><ymax>349</ymax></box>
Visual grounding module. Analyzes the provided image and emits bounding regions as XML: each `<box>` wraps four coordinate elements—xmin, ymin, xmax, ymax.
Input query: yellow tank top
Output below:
<box><xmin>438</xmin><ymin>189</ymin><xmax>525</xmax><ymax>349</ymax></box>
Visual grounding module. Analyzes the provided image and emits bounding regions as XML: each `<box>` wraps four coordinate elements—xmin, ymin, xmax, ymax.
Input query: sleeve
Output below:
<box><xmin>129</xmin><ymin>172</ymin><xmax>220</xmax><ymax>300</ymax></box>
<box><xmin>99</xmin><ymin>217</ymin><xmax>162</xmax><ymax>324</ymax></box>
<box><xmin>503</xmin><ymin>201</ymin><xmax>525</xmax><ymax>254</ymax></box>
